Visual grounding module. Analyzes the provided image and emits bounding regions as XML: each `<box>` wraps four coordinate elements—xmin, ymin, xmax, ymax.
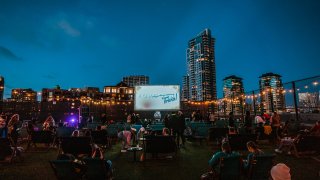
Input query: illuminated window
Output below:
<box><xmin>105</xmin><ymin>88</ymin><xmax>111</xmax><ymax>93</ymax></box>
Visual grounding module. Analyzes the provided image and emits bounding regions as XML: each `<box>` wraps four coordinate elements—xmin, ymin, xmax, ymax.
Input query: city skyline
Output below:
<box><xmin>1</xmin><ymin>0</ymin><xmax>320</xmax><ymax>98</ymax></box>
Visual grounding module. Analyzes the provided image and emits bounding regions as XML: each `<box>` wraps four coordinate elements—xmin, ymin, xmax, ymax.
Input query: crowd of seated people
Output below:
<box><xmin>207</xmin><ymin>142</ymin><xmax>240</xmax><ymax>177</ymax></box>
<box><xmin>0</xmin><ymin>114</ymin><xmax>24</xmax><ymax>161</ymax></box>
<box><xmin>274</xmin><ymin>120</ymin><xmax>320</xmax><ymax>156</ymax></box>
<box><xmin>202</xmin><ymin>140</ymin><xmax>291</xmax><ymax>179</ymax></box>
<box><xmin>2</xmin><ymin>110</ymin><xmax>311</xmax><ymax>180</ymax></box>
<box><xmin>56</xmin><ymin>143</ymin><xmax>113</xmax><ymax>178</ymax></box>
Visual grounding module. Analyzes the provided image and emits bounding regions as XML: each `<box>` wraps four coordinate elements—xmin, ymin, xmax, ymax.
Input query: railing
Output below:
<box><xmin>214</xmin><ymin>75</ymin><xmax>320</xmax><ymax>123</ymax></box>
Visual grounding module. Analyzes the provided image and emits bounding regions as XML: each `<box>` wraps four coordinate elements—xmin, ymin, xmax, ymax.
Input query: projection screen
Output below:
<box><xmin>134</xmin><ymin>85</ymin><xmax>180</xmax><ymax>111</ymax></box>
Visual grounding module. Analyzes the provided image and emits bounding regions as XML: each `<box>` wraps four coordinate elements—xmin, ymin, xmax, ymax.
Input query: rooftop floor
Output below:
<box><xmin>0</xmin><ymin>140</ymin><xmax>319</xmax><ymax>180</ymax></box>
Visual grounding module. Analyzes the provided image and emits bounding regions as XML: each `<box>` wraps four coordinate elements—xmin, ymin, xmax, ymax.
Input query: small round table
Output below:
<box><xmin>127</xmin><ymin>147</ymin><xmax>143</xmax><ymax>162</ymax></box>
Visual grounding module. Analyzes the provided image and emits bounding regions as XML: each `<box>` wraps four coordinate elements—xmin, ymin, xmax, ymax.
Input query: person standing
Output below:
<box><xmin>100</xmin><ymin>113</ymin><xmax>107</xmax><ymax>125</ymax></box>
<box><xmin>209</xmin><ymin>112</ymin><xmax>215</xmax><ymax>124</ymax></box>
<box><xmin>126</xmin><ymin>114</ymin><xmax>132</xmax><ymax>124</ymax></box>
<box><xmin>244</xmin><ymin>111</ymin><xmax>252</xmax><ymax>134</ymax></box>
<box><xmin>195</xmin><ymin>110</ymin><xmax>202</xmax><ymax>121</ymax></box>
<box><xmin>191</xmin><ymin>111</ymin><xmax>196</xmax><ymax>121</ymax></box>
<box><xmin>177</xmin><ymin>111</ymin><xmax>186</xmax><ymax>148</ymax></box>
<box><xmin>164</xmin><ymin>114</ymin><xmax>170</xmax><ymax>129</ymax></box>
<box><xmin>228</xmin><ymin>112</ymin><xmax>235</xmax><ymax>128</ymax></box>
<box><xmin>271</xmin><ymin>112</ymin><xmax>281</xmax><ymax>139</ymax></box>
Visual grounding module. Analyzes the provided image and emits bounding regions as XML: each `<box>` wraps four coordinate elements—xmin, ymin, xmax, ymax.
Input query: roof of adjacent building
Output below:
<box><xmin>223</xmin><ymin>75</ymin><xmax>242</xmax><ymax>81</ymax></box>
<box><xmin>259</xmin><ymin>72</ymin><xmax>281</xmax><ymax>78</ymax></box>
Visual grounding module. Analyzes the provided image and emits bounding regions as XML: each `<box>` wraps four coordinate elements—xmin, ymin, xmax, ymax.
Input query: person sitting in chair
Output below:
<box><xmin>43</xmin><ymin>115</ymin><xmax>55</xmax><ymax>132</ymax></box>
<box><xmin>270</xmin><ymin>163</ymin><xmax>291</xmax><ymax>180</ymax></box>
<box><xmin>309</xmin><ymin>120</ymin><xmax>320</xmax><ymax>136</ymax></box>
<box><xmin>71</xmin><ymin>130</ymin><xmax>80</xmax><ymax>137</ymax></box>
<box><xmin>243</xmin><ymin>141</ymin><xmax>264</xmax><ymax>171</ymax></box>
<box><xmin>91</xmin><ymin>144</ymin><xmax>113</xmax><ymax>176</ymax></box>
<box><xmin>117</xmin><ymin>129</ymin><xmax>132</xmax><ymax>151</ymax></box>
<box><xmin>275</xmin><ymin>133</ymin><xmax>302</xmax><ymax>156</ymax></box>
<box><xmin>7</xmin><ymin>114</ymin><xmax>20</xmax><ymax>146</ymax></box>
<box><xmin>208</xmin><ymin>142</ymin><xmax>240</xmax><ymax>176</ymax></box>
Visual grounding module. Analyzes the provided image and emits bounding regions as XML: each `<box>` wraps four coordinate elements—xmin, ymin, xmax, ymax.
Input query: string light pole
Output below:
<box><xmin>292</xmin><ymin>82</ymin><xmax>299</xmax><ymax>121</ymax></box>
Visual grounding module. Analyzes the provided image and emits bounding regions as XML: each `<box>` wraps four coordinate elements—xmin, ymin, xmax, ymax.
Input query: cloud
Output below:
<box><xmin>0</xmin><ymin>46</ymin><xmax>22</xmax><ymax>61</ymax></box>
<box><xmin>57</xmin><ymin>19</ymin><xmax>81</xmax><ymax>37</ymax></box>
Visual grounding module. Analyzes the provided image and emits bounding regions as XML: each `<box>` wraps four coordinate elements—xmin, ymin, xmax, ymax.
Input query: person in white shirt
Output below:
<box><xmin>255</xmin><ymin>115</ymin><xmax>265</xmax><ymax>125</ymax></box>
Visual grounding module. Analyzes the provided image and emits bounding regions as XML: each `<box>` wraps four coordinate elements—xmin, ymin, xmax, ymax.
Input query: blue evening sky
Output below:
<box><xmin>0</xmin><ymin>0</ymin><xmax>320</xmax><ymax>98</ymax></box>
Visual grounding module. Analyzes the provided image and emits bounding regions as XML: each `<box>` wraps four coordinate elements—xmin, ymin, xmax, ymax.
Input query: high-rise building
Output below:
<box><xmin>259</xmin><ymin>73</ymin><xmax>285</xmax><ymax>113</ymax></box>
<box><xmin>0</xmin><ymin>76</ymin><xmax>4</xmax><ymax>101</ymax></box>
<box><xmin>11</xmin><ymin>88</ymin><xmax>37</xmax><ymax>102</ymax></box>
<box><xmin>122</xmin><ymin>75</ymin><xmax>149</xmax><ymax>87</ymax></box>
<box><xmin>181</xmin><ymin>75</ymin><xmax>189</xmax><ymax>101</ymax></box>
<box><xmin>298</xmin><ymin>92</ymin><xmax>319</xmax><ymax>112</ymax></box>
<box><xmin>186</xmin><ymin>28</ymin><xmax>217</xmax><ymax>101</ymax></box>
<box><xmin>223</xmin><ymin>75</ymin><xmax>244</xmax><ymax>115</ymax></box>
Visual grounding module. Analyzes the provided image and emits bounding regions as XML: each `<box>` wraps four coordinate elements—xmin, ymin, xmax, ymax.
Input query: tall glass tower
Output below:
<box><xmin>223</xmin><ymin>75</ymin><xmax>244</xmax><ymax>115</ymax></box>
<box><xmin>186</xmin><ymin>29</ymin><xmax>217</xmax><ymax>101</ymax></box>
<box><xmin>259</xmin><ymin>73</ymin><xmax>285</xmax><ymax>113</ymax></box>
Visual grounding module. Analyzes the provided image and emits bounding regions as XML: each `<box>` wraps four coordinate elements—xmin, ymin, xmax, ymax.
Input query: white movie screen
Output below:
<box><xmin>134</xmin><ymin>85</ymin><xmax>180</xmax><ymax>110</ymax></box>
